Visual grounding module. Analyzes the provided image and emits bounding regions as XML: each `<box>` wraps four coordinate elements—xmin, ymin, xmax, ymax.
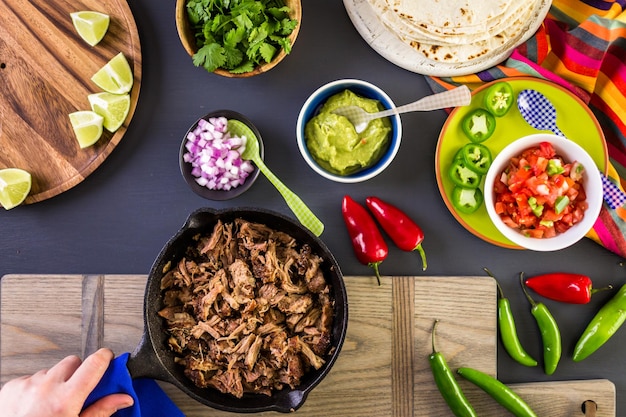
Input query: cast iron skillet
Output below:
<box><xmin>126</xmin><ymin>207</ymin><xmax>349</xmax><ymax>413</ymax></box>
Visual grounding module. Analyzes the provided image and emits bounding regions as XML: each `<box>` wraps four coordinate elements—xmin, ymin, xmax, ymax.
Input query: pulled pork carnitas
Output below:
<box><xmin>158</xmin><ymin>218</ymin><xmax>335</xmax><ymax>398</ymax></box>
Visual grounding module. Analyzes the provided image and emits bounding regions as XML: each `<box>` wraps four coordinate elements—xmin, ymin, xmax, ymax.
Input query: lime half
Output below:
<box><xmin>69</xmin><ymin>111</ymin><xmax>104</xmax><ymax>148</ymax></box>
<box><xmin>88</xmin><ymin>92</ymin><xmax>131</xmax><ymax>132</ymax></box>
<box><xmin>71</xmin><ymin>11</ymin><xmax>110</xmax><ymax>47</ymax></box>
<box><xmin>91</xmin><ymin>52</ymin><xmax>133</xmax><ymax>94</ymax></box>
<box><xmin>0</xmin><ymin>168</ymin><xmax>32</xmax><ymax>210</ymax></box>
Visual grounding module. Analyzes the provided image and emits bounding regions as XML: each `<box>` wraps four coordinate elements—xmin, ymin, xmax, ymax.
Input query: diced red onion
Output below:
<box><xmin>183</xmin><ymin>116</ymin><xmax>254</xmax><ymax>191</ymax></box>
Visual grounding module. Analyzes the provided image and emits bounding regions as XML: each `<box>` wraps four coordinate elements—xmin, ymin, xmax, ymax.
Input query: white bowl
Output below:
<box><xmin>296</xmin><ymin>79</ymin><xmax>402</xmax><ymax>183</ymax></box>
<box><xmin>484</xmin><ymin>133</ymin><xmax>603</xmax><ymax>251</ymax></box>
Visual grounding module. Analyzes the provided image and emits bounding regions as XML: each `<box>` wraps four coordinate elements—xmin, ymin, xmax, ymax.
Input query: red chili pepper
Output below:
<box><xmin>365</xmin><ymin>196</ymin><xmax>427</xmax><ymax>271</ymax></box>
<box><xmin>524</xmin><ymin>273</ymin><xmax>612</xmax><ymax>304</ymax></box>
<box><xmin>342</xmin><ymin>195</ymin><xmax>388</xmax><ymax>285</ymax></box>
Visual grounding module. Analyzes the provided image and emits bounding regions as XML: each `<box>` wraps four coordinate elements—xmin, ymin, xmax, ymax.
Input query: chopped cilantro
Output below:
<box><xmin>186</xmin><ymin>0</ymin><xmax>298</xmax><ymax>74</ymax></box>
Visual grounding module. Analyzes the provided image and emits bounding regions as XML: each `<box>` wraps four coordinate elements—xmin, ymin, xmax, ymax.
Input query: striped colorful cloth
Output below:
<box><xmin>428</xmin><ymin>0</ymin><xmax>626</xmax><ymax>258</ymax></box>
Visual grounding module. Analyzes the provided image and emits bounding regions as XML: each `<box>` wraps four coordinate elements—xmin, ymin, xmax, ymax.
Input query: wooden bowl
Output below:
<box><xmin>175</xmin><ymin>0</ymin><xmax>302</xmax><ymax>78</ymax></box>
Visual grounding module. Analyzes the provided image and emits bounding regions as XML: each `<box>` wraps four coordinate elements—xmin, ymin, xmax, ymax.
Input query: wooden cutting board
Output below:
<box><xmin>0</xmin><ymin>274</ymin><xmax>615</xmax><ymax>416</ymax></box>
<box><xmin>0</xmin><ymin>0</ymin><xmax>141</xmax><ymax>204</ymax></box>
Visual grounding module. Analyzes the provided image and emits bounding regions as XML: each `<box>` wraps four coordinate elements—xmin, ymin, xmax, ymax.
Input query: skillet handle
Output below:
<box><xmin>184</xmin><ymin>208</ymin><xmax>217</xmax><ymax>230</ymax></box>
<box><xmin>126</xmin><ymin>333</ymin><xmax>169</xmax><ymax>381</ymax></box>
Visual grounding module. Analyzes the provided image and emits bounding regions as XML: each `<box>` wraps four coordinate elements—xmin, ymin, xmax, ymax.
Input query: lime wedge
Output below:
<box><xmin>69</xmin><ymin>111</ymin><xmax>104</xmax><ymax>148</ymax></box>
<box><xmin>70</xmin><ymin>11</ymin><xmax>110</xmax><ymax>47</ymax></box>
<box><xmin>0</xmin><ymin>168</ymin><xmax>32</xmax><ymax>210</ymax></box>
<box><xmin>91</xmin><ymin>52</ymin><xmax>133</xmax><ymax>94</ymax></box>
<box><xmin>88</xmin><ymin>92</ymin><xmax>131</xmax><ymax>132</ymax></box>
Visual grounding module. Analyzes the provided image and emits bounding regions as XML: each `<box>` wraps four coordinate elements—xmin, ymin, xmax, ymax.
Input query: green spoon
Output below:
<box><xmin>228</xmin><ymin>119</ymin><xmax>325</xmax><ymax>236</ymax></box>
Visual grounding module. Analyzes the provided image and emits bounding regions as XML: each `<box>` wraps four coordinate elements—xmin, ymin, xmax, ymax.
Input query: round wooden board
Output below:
<box><xmin>0</xmin><ymin>0</ymin><xmax>142</xmax><ymax>204</ymax></box>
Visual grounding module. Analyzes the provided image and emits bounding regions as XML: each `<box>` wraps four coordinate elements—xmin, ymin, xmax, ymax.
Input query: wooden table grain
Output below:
<box><xmin>0</xmin><ymin>274</ymin><xmax>615</xmax><ymax>416</ymax></box>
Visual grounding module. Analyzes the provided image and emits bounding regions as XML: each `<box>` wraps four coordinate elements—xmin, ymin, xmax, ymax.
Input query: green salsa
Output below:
<box><xmin>304</xmin><ymin>90</ymin><xmax>392</xmax><ymax>176</ymax></box>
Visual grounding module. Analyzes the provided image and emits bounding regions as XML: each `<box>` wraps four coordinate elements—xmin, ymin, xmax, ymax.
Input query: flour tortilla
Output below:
<box><xmin>368</xmin><ymin>0</ymin><xmax>544</xmax><ymax>64</ymax></box>
<box><xmin>390</xmin><ymin>0</ymin><xmax>512</xmax><ymax>30</ymax></box>
<box><xmin>397</xmin><ymin>20</ymin><xmax>519</xmax><ymax>63</ymax></box>
<box><xmin>379</xmin><ymin>0</ymin><xmax>535</xmax><ymax>45</ymax></box>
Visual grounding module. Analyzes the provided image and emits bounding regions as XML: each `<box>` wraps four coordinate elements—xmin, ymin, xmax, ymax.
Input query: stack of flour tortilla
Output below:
<box><xmin>369</xmin><ymin>0</ymin><xmax>549</xmax><ymax>66</ymax></box>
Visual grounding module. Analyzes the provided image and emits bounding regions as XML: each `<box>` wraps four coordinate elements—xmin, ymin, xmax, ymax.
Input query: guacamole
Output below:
<box><xmin>304</xmin><ymin>90</ymin><xmax>392</xmax><ymax>176</ymax></box>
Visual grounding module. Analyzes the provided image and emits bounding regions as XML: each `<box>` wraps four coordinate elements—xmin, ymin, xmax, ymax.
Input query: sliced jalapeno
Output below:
<box><xmin>429</xmin><ymin>320</ymin><xmax>477</xmax><ymax>417</ymax></box>
<box><xmin>457</xmin><ymin>367</ymin><xmax>538</xmax><ymax>417</ymax></box>
<box><xmin>461</xmin><ymin>108</ymin><xmax>496</xmax><ymax>143</ymax></box>
<box><xmin>520</xmin><ymin>273</ymin><xmax>562</xmax><ymax>375</ymax></box>
<box><xmin>448</xmin><ymin>160</ymin><xmax>481</xmax><ymax>189</ymax></box>
<box><xmin>453</xmin><ymin>146</ymin><xmax>465</xmax><ymax>161</ymax></box>
<box><xmin>451</xmin><ymin>186</ymin><xmax>484</xmax><ymax>214</ymax></box>
<box><xmin>461</xmin><ymin>143</ymin><xmax>492</xmax><ymax>175</ymax></box>
<box><xmin>484</xmin><ymin>81</ymin><xmax>514</xmax><ymax>117</ymax></box>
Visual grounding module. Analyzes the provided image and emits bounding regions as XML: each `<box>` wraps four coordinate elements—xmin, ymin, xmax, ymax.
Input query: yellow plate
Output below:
<box><xmin>435</xmin><ymin>77</ymin><xmax>608</xmax><ymax>249</ymax></box>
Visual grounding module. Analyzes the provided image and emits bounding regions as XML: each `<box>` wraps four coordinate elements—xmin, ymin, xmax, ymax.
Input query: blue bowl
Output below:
<box><xmin>296</xmin><ymin>79</ymin><xmax>402</xmax><ymax>183</ymax></box>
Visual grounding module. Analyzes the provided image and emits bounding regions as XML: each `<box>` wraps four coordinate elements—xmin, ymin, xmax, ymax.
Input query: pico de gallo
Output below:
<box><xmin>493</xmin><ymin>142</ymin><xmax>588</xmax><ymax>238</ymax></box>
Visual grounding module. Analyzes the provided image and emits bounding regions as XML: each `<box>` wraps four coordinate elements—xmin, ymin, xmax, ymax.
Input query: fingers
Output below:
<box><xmin>44</xmin><ymin>354</ymin><xmax>83</xmax><ymax>382</ymax></box>
<box><xmin>80</xmin><ymin>393</ymin><xmax>134</xmax><ymax>417</ymax></box>
<box><xmin>66</xmin><ymin>348</ymin><xmax>115</xmax><ymax>398</ymax></box>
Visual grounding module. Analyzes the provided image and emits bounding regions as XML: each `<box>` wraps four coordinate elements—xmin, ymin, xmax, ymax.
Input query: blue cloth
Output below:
<box><xmin>83</xmin><ymin>353</ymin><xmax>185</xmax><ymax>417</ymax></box>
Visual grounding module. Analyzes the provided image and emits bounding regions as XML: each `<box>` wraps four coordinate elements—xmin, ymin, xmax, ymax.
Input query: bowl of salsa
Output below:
<box><xmin>483</xmin><ymin>133</ymin><xmax>603</xmax><ymax>251</ymax></box>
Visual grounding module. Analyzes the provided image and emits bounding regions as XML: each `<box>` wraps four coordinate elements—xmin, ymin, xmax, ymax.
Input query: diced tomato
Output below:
<box><xmin>533</xmin><ymin>156</ymin><xmax>549</xmax><ymax>174</ymax></box>
<box><xmin>518</xmin><ymin>214</ymin><xmax>538</xmax><ymax>227</ymax></box>
<box><xmin>492</xmin><ymin>142</ymin><xmax>588</xmax><ymax>239</ymax></box>
<box><xmin>572</xmin><ymin>206</ymin><xmax>585</xmax><ymax>223</ymax></box>
<box><xmin>539</xmin><ymin>142</ymin><xmax>556</xmax><ymax>158</ymax></box>
<box><xmin>525</xmin><ymin>229</ymin><xmax>544</xmax><ymax>238</ymax></box>
<box><xmin>555</xmin><ymin>222</ymin><xmax>570</xmax><ymax>234</ymax></box>
<box><xmin>501</xmin><ymin>215</ymin><xmax>518</xmax><ymax>228</ymax></box>
<box><xmin>565</xmin><ymin>212</ymin><xmax>576</xmax><ymax>224</ymax></box>
<box><xmin>525</xmin><ymin>176</ymin><xmax>549</xmax><ymax>195</ymax></box>
<box><xmin>542</xmin><ymin>209</ymin><xmax>562</xmax><ymax>222</ymax></box>
<box><xmin>566</xmin><ymin>187</ymin><xmax>579</xmax><ymax>201</ymax></box>
<box><xmin>553</xmin><ymin>174</ymin><xmax>566</xmax><ymax>188</ymax></box>
<box><xmin>494</xmin><ymin>179</ymin><xmax>508</xmax><ymax>195</ymax></box>
<box><xmin>542</xmin><ymin>226</ymin><xmax>557</xmax><ymax>238</ymax></box>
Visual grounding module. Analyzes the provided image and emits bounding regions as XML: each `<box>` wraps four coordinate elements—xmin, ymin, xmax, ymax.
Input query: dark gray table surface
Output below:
<box><xmin>2</xmin><ymin>0</ymin><xmax>625</xmax><ymax>414</ymax></box>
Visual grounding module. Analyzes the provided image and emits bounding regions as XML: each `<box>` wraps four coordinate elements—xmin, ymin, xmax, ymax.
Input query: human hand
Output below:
<box><xmin>0</xmin><ymin>348</ymin><xmax>133</xmax><ymax>417</ymax></box>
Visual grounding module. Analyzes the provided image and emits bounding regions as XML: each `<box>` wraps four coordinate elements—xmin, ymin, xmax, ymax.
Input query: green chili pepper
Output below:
<box><xmin>457</xmin><ymin>367</ymin><xmax>538</xmax><ymax>417</ymax></box>
<box><xmin>461</xmin><ymin>143</ymin><xmax>493</xmax><ymax>175</ymax></box>
<box><xmin>546</xmin><ymin>159</ymin><xmax>565</xmax><ymax>176</ymax></box>
<box><xmin>573</xmin><ymin>283</ymin><xmax>626</xmax><ymax>362</ymax></box>
<box><xmin>520</xmin><ymin>273</ymin><xmax>561</xmax><ymax>375</ymax></box>
<box><xmin>484</xmin><ymin>268</ymin><xmax>538</xmax><ymax>367</ymax></box>
<box><xmin>448</xmin><ymin>159</ymin><xmax>482</xmax><ymax>189</ymax></box>
<box><xmin>527</xmin><ymin>197</ymin><xmax>544</xmax><ymax>218</ymax></box>
<box><xmin>453</xmin><ymin>147</ymin><xmax>465</xmax><ymax>161</ymax></box>
<box><xmin>429</xmin><ymin>320</ymin><xmax>477</xmax><ymax>417</ymax></box>
<box><xmin>554</xmin><ymin>195</ymin><xmax>570</xmax><ymax>214</ymax></box>
<box><xmin>451</xmin><ymin>186</ymin><xmax>484</xmax><ymax>214</ymax></box>
<box><xmin>483</xmin><ymin>81</ymin><xmax>514</xmax><ymax>117</ymax></box>
<box><xmin>461</xmin><ymin>108</ymin><xmax>496</xmax><ymax>143</ymax></box>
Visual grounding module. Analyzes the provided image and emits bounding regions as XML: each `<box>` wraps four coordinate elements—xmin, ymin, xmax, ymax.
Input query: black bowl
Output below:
<box><xmin>179</xmin><ymin>110</ymin><xmax>264</xmax><ymax>201</ymax></box>
<box><xmin>127</xmin><ymin>207</ymin><xmax>348</xmax><ymax>413</ymax></box>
